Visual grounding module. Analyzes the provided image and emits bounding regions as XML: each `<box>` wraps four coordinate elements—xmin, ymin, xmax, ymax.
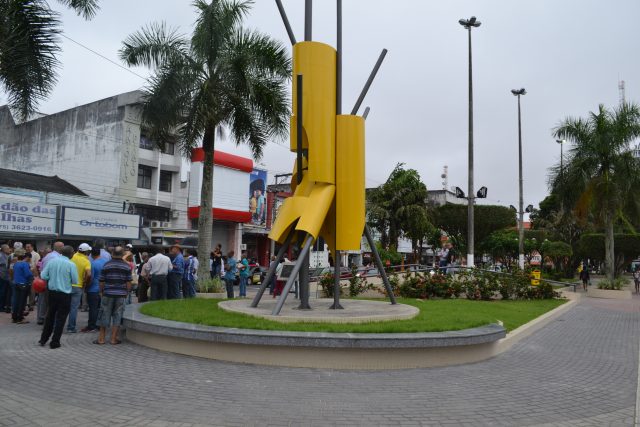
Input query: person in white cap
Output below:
<box><xmin>67</xmin><ymin>243</ymin><xmax>92</xmax><ymax>333</ymax></box>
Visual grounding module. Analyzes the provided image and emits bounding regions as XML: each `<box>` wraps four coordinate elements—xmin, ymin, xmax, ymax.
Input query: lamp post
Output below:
<box><xmin>459</xmin><ymin>15</ymin><xmax>481</xmax><ymax>268</ymax></box>
<box><xmin>511</xmin><ymin>88</ymin><xmax>526</xmax><ymax>269</ymax></box>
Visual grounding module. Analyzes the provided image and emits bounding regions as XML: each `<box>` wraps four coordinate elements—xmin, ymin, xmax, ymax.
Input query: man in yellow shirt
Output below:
<box><xmin>67</xmin><ymin>243</ymin><xmax>92</xmax><ymax>333</ymax></box>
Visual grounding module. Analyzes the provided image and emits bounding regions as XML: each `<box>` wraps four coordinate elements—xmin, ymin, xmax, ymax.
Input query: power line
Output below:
<box><xmin>60</xmin><ymin>33</ymin><xmax>147</xmax><ymax>80</ymax></box>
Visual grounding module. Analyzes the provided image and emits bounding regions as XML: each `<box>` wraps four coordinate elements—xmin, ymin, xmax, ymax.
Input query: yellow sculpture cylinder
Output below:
<box><xmin>290</xmin><ymin>42</ymin><xmax>336</xmax><ymax>184</ymax></box>
<box><xmin>336</xmin><ymin>115</ymin><xmax>365</xmax><ymax>250</ymax></box>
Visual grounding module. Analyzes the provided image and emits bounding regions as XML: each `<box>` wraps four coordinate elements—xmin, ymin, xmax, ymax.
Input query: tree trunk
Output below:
<box><xmin>196</xmin><ymin>128</ymin><xmax>215</xmax><ymax>286</ymax></box>
<box><xmin>604</xmin><ymin>211</ymin><xmax>615</xmax><ymax>280</ymax></box>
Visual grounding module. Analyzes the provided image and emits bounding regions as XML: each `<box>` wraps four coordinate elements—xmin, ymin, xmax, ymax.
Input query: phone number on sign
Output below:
<box><xmin>0</xmin><ymin>224</ymin><xmax>53</xmax><ymax>232</ymax></box>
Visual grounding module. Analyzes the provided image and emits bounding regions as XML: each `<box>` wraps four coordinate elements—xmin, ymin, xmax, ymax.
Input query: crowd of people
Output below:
<box><xmin>0</xmin><ymin>239</ymin><xmax>203</xmax><ymax>349</ymax></box>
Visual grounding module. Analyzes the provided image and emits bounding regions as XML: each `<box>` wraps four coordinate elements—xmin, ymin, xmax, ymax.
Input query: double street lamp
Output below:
<box><xmin>459</xmin><ymin>16</ymin><xmax>481</xmax><ymax>267</ymax></box>
<box><xmin>511</xmin><ymin>88</ymin><xmax>526</xmax><ymax>269</ymax></box>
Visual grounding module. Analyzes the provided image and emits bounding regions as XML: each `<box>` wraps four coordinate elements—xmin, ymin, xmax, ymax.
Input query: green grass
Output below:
<box><xmin>140</xmin><ymin>298</ymin><xmax>566</xmax><ymax>333</ymax></box>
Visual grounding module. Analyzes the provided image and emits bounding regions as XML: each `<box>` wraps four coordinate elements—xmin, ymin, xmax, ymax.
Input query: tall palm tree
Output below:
<box><xmin>0</xmin><ymin>0</ymin><xmax>99</xmax><ymax>120</ymax></box>
<box><xmin>120</xmin><ymin>0</ymin><xmax>290</xmax><ymax>284</ymax></box>
<box><xmin>551</xmin><ymin>103</ymin><xmax>640</xmax><ymax>279</ymax></box>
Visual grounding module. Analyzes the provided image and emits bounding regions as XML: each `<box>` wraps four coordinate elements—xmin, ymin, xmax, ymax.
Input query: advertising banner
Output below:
<box><xmin>61</xmin><ymin>207</ymin><xmax>141</xmax><ymax>239</ymax></box>
<box><xmin>0</xmin><ymin>196</ymin><xmax>57</xmax><ymax>235</ymax></box>
<box><xmin>249</xmin><ymin>169</ymin><xmax>268</xmax><ymax>226</ymax></box>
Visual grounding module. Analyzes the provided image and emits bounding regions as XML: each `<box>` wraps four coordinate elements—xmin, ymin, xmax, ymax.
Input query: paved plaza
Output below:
<box><xmin>0</xmin><ymin>293</ymin><xmax>638</xmax><ymax>426</ymax></box>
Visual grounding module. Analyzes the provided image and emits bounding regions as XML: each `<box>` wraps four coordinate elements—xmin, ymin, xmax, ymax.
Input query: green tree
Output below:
<box><xmin>433</xmin><ymin>204</ymin><xmax>516</xmax><ymax>255</ymax></box>
<box><xmin>120</xmin><ymin>0</ymin><xmax>290</xmax><ymax>284</ymax></box>
<box><xmin>576</xmin><ymin>233</ymin><xmax>640</xmax><ymax>276</ymax></box>
<box><xmin>367</xmin><ymin>163</ymin><xmax>432</xmax><ymax>251</ymax></box>
<box><xmin>550</xmin><ymin>103</ymin><xmax>640</xmax><ymax>279</ymax></box>
<box><xmin>541</xmin><ymin>240</ymin><xmax>573</xmax><ymax>272</ymax></box>
<box><xmin>0</xmin><ymin>0</ymin><xmax>99</xmax><ymax>120</ymax></box>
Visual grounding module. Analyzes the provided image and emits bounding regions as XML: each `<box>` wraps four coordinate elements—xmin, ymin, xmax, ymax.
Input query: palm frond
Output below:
<box><xmin>56</xmin><ymin>0</ymin><xmax>99</xmax><ymax>19</ymax></box>
<box><xmin>120</xmin><ymin>22</ymin><xmax>188</xmax><ymax>69</ymax></box>
<box><xmin>0</xmin><ymin>0</ymin><xmax>61</xmax><ymax>120</ymax></box>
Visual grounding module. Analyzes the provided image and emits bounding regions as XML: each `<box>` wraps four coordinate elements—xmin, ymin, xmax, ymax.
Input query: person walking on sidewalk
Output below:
<box><xmin>168</xmin><ymin>245</ymin><xmax>184</xmax><ymax>299</ymax></box>
<box><xmin>94</xmin><ymin>246</ymin><xmax>132</xmax><ymax>345</ymax></box>
<box><xmin>579</xmin><ymin>264</ymin><xmax>590</xmax><ymax>292</ymax></box>
<box><xmin>633</xmin><ymin>268</ymin><xmax>640</xmax><ymax>294</ymax></box>
<box><xmin>39</xmin><ymin>246</ymin><xmax>78</xmax><ymax>349</ymax></box>
<box><xmin>11</xmin><ymin>248</ymin><xmax>33</xmax><ymax>324</ymax></box>
<box><xmin>147</xmin><ymin>247</ymin><xmax>171</xmax><ymax>300</ymax></box>
<box><xmin>67</xmin><ymin>243</ymin><xmax>92</xmax><ymax>333</ymax></box>
<box><xmin>81</xmin><ymin>248</ymin><xmax>106</xmax><ymax>332</ymax></box>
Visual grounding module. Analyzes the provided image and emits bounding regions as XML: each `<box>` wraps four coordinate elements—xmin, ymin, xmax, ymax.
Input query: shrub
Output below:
<box><xmin>197</xmin><ymin>277</ymin><xmax>224</xmax><ymax>293</ymax></box>
<box><xmin>347</xmin><ymin>265</ymin><xmax>373</xmax><ymax>297</ymax></box>
<box><xmin>597</xmin><ymin>277</ymin><xmax>627</xmax><ymax>290</ymax></box>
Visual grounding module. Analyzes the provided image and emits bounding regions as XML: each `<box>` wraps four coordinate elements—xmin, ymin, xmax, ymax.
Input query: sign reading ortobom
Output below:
<box><xmin>61</xmin><ymin>207</ymin><xmax>141</xmax><ymax>239</ymax></box>
<box><xmin>0</xmin><ymin>197</ymin><xmax>57</xmax><ymax>235</ymax></box>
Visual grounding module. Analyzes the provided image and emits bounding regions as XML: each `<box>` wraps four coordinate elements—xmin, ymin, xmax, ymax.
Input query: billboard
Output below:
<box><xmin>249</xmin><ymin>169</ymin><xmax>267</xmax><ymax>226</ymax></box>
<box><xmin>61</xmin><ymin>207</ymin><xmax>141</xmax><ymax>239</ymax></box>
<box><xmin>0</xmin><ymin>196</ymin><xmax>57</xmax><ymax>235</ymax></box>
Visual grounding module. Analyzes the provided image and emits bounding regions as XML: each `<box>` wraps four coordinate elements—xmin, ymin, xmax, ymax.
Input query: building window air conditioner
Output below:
<box><xmin>161</xmin><ymin>221</ymin><xmax>171</xmax><ymax>228</ymax></box>
<box><xmin>150</xmin><ymin>220</ymin><xmax>161</xmax><ymax>228</ymax></box>
<box><xmin>171</xmin><ymin>210</ymin><xmax>180</xmax><ymax>219</ymax></box>
<box><xmin>240</xmin><ymin>243</ymin><xmax>247</xmax><ymax>250</ymax></box>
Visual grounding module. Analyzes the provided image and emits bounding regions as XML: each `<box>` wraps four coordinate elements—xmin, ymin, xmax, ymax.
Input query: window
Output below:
<box><xmin>137</xmin><ymin>165</ymin><xmax>152</xmax><ymax>189</ymax></box>
<box><xmin>139</xmin><ymin>135</ymin><xmax>154</xmax><ymax>150</ymax></box>
<box><xmin>159</xmin><ymin>171</ymin><xmax>173</xmax><ymax>192</ymax></box>
<box><xmin>161</xmin><ymin>142</ymin><xmax>175</xmax><ymax>155</ymax></box>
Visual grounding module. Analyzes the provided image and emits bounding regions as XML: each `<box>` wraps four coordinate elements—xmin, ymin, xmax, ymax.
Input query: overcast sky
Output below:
<box><xmin>2</xmin><ymin>0</ymin><xmax>639</xmax><ymax>210</ymax></box>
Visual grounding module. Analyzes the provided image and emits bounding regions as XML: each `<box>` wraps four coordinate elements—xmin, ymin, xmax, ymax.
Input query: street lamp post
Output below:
<box><xmin>459</xmin><ymin>15</ymin><xmax>481</xmax><ymax>268</ymax></box>
<box><xmin>511</xmin><ymin>88</ymin><xmax>526</xmax><ymax>269</ymax></box>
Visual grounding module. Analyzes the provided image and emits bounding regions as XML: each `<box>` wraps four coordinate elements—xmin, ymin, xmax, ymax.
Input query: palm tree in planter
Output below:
<box><xmin>120</xmin><ymin>0</ymin><xmax>290</xmax><ymax>285</ymax></box>
<box><xmin>550</xmin><ymin>103</ymin><xmax>640</xmax><ymax>280</ymax></box>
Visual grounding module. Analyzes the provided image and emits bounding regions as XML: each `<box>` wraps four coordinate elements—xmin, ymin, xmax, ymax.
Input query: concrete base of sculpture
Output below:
<box><xmin>218</xmin><ymin>298</ymin><xmax>418</xmax><ymax>323</ymax></box>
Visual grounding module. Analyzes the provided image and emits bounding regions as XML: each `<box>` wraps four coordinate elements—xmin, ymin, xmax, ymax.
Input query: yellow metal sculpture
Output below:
<box><xmin>268</xmin><ymin>41</ymin><xmax>365</xmax><ymax>252</ymax></box>
<box><xmin>252</xmin><ymin>0</ymin><xmax>394</xmax><ymax>315</ymax></box>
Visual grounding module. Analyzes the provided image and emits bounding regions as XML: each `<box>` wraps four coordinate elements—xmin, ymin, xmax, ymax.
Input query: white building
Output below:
<box><xmin>0</xmin><ymin>91</ymin><xmax>255</xmax><ymax>251</ymax></box>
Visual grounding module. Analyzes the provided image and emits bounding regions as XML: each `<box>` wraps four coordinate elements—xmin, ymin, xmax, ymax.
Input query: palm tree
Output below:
<box><xmin>367</xmin><ymin>163</ymin><xmax>431</xmax><ymax>251</ymax></box>
<box><xmin>120</xmin><ymin>0</ymin><xmax>290</xmax><ymax>284</ymax></box>
<box><xmin>0</xmin><ymin>0</ymin><xmax>99</xmax><ymax>120</ymax></box>
<box><xmin>551</xmin><ymin>103</ymin><xmax>640</xmax><ymax>279</ymax></box>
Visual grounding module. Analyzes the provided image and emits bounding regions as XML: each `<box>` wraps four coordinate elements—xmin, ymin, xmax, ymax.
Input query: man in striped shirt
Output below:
<box><xmin>95</xmin><ymin>246</ymin><xmax>132</xmax><ymax>345</ymax></box>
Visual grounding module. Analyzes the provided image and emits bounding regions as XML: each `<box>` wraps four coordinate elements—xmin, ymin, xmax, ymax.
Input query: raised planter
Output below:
<box><xmin>587</xmin><ymin>288</ymin><xmax>632</xmax><ymax>300</ymax></box>
<box><xmin>196</xmin><ymin>292</ymin><xmax>227</xmax><ymax>299</ymax></box>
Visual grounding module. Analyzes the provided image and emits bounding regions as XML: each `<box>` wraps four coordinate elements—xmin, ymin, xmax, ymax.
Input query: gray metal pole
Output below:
<box><xmin>330</xmin><ymin>250</ymin><xmax>343</xmax><ymax>309</ymax></box>
<box><xmin>466</xmin><ymin>27</ymin><xmax>475</xmax><ymax>268</ymax></box>
<box><xmin>251</xmin><ymin>231</ymin><xmax>293</xmax><ymax>307</ymax></box>
<box><xmin>362</xmin><ymin>106</ymin><xmax>370</xmax><ymax>119</ymax></box>
<box><xmin>351</xmin><ymin>49</ymin><xmax>388</xmax><ymax>115</ymax></box>
<box><xmin>272</xmin><ymin>235</ymin><xmax>314</xmax><ymax>315</ymax></box>
<box><xmin>517</xmin><ymin>95</ymin><xmax>525</xmax><ymax>269</ymax></box>
<box><xmin>275</xmin><ymin>0</ymin><xmax>297</xmax><ymax>45</ymax></box>
<box><xmin>304</xmin><ymin>0</ymin><xmax>312</xmax><ymax>41</ymax></box>
<box><xmin>298</xmin><ymin>232</ymin><xmax>311</xmax><ymax>309</ymax></box>
<box><xmin>365</xmin><ymin>225</ymin><xmax>397</xmax><ymax>304</ymax></box>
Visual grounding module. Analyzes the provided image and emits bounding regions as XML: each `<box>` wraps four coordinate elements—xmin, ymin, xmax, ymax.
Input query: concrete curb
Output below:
<box><xmin>123</xmin><ymin>297</ymin><xmax>574</xmax><ymax>370</ymax></box>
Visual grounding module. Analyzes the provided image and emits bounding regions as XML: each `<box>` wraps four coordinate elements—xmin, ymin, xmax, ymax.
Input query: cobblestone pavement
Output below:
<box><xmin>0</xmin><ymin>294</ymin><xmax>638</xmax><ymax>426</ymax></box>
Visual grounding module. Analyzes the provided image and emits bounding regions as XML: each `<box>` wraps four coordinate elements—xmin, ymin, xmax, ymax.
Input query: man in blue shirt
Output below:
<box><xmin>168</xmin><ymin>245</ymin><xmax>184</xmax><ymax>299</ymax></box>
<box><xmin>11</xmin><ymin>248</ymin><xmax>33</xmax><ymax>324</ymax></box>
<box><xmin>37</xmin><ymin>241</ymin><xmax>63</xmax><ymax>325</ymax></box>
<box><xmin>238</xmin><ymin>251</ymin><xmax>250</xmax><ymax>297</ymax></box>
<box><xmin>223</xmin><ymin>250</ymin><xmax>237</xmax><ymax>298</ymax></box>
<box><xmin>82</xmin><ymin>248</ymin><xmax>106</xmax><ymax>332</ymax></box>
<box><xmin>95</xmin><ymin>246</ymin><xmax>132</xmax><ymax>345</ymax></box>
<box><xmin>39</xmin><ymin>246</ymin><xmax>78</xmax><ymax>349</ymax></box>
